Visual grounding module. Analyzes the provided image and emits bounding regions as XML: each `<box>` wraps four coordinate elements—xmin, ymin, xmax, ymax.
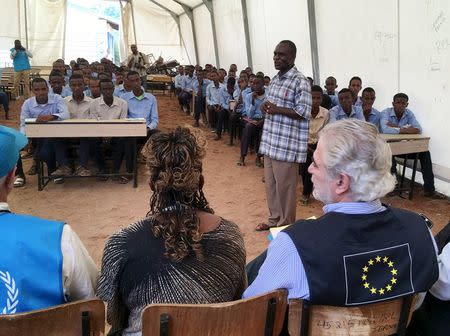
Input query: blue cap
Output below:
<box><xmin>0</xmin><ymin>126</ymin><xmax>28</xmax><ymax>178</ymax></box>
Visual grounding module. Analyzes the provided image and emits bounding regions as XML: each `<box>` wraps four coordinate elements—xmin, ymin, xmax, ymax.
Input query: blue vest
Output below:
<box><xmin>10</xmin><ymin>48</ymin><xmax>31</xmax><ymax>72</ymax></box>
<box><xmin>284</xmin><ymin>207</ymin><xmax>438</xmax><ymax>306</ymax></box>
<box><xmin>0</xmin><ymin>212</ymin><xmax>64</xmax><ymax>314</ymax></box>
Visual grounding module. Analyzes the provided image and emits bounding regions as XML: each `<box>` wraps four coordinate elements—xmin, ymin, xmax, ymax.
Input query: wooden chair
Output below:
<box><xmin>0</xmin><ymin>299</ymin><xmax>105</xmax><ymax>336</ymax></box>
<box><xmin>141</xmin><ymin>289</ymin><xmax>288</xmax><ymax>336</ymax></box>
<box><xmin>288</xmin><ymin>295</ymin><xmax>416</xmax><ymax>336</ymax></box>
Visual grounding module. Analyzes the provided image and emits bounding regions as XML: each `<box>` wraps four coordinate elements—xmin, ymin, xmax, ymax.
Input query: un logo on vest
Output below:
<box><xmin>0</xmin><ymin>271</ymin><xmax>19</xmax><ymax>314</ymax></box>
<box><xmin>343</xmin><ymin>244</ymin><xmax>414</xmax><ymax>305</ymax></box>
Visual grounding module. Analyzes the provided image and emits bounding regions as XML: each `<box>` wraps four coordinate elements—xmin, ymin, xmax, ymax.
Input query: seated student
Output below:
<box><xmin>205</xmin><ymin>70</ymin><xmax>225</xmax><ymax>130</ymax></box>
<box><xmin>52</xmin><ymin>60</ymin><xmax>69</xmax><ymax>85</ymax></box>
<box><xmin>229</xmin><ymin>77</ymin><xmax>252</xmax><ymax>146</ymax></box>
<box><xmin>380</xmin><ymin>93</ymin><xmax>443</xmax><ymax>199</ymax></box>
<box><xmin>329</xmin><ymin>88</ymin><xmax>364</xmax><ymax>122</ymax></box>
<box><xmin>348</xmin><ymin>76</ymin><xmax>363</xmax><ymax>106</ymax></box>
<box><xmin>113</xmin><ymin>71</ymin><xmax>132</xmax><ymax>98</ymax></box>
<box><xmin>324</xmin><ymin>76</ymin><xmax>339</xmax><ymax>107</ymax></box>
<box><xmin>237</xmin><ymin>75</ymin><xmax>266</xmax><ymax>167</ymax></box>
<box><xmin>48</xmin><ymin>70</ymin><xmax>72</xmax><ymax>98</ymax></box>
<box><xmin>84</xmin><ymin>78</ymin><xmax>101</xmax><ymax>99</ymax></box>
<box><xmin>97</xmin><ymin>127</ymin><xmax>246</xmax><ymax>335</ymax></box>
<box><xmin>214</xmin><ymin>77</ymin><xmax>236</xmax><ymax>141</ymax></box>
<box><xmin>192</xmin><ymin>70</ymin><xmax>210</xmax><ymax>127</ymax></box>
<box><xmin>357</xmin><ymin>87</ymin><xmax>381</xmax><ymax>129</ymax></box>
<box><xmin>0</xmin><ymin>125</ymin><xmax>98</xmax><ymax>314</ymax></box>
<box><xmin>20</xmin><ymin>78</ymin><xmax>71</xmax><ymax>178</ymax></box>
<box><xmin>64</xmin><ymin>74</ymin><xmax>93</xmax><ymax>176</ymax></box>
<box><xmin>218</xmin><ymin>68</ymin><xmax>227</xmax><ymax>84</ymax></box>
<box><xmin>90</xmin><ymin>79</ymin><xmax>128</xmax><ymax>177</ymax></box>
<box><xmin>0</xmin><ymin>89</ymin><xmax>10</xmax><ymax>119</ymax></box>
<box><xmin>179</xmin><ymin>65</ymin><xmax>196</xmax><ymax>114</ymax></box>
<box><xmin>299</xmin><ymin>85</ymin><xmax>329</xmax><ymax>204</ymax></box>
<box><xmin>264</xmin><ymin>75</ymin><xmax>271</xmax><ymax>88</ymax></box>
<box><xmin>244</xmin><ymin>119</ymin><xmax>438</xmax><ymax>305</ymax></box>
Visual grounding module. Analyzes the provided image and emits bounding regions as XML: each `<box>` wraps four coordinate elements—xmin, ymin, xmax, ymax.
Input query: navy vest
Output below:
<box><xmin>0</xmin><ymin>212</ymin><xmax>65</xmax><ymax>314</ymax></box>
<box><xmin>284</xmin><ymin>207</ymin><xmax>438</xmax><ymax>306</ymax></box>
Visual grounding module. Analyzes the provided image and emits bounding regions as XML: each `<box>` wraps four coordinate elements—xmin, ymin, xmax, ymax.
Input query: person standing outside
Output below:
<box><xmin>122</xmin><ymin>44</ymin><xmax>149</xmax><ymax>90</ymax></box>
<box><xmin>256</xmin><ymin>40</ymin><xmax>312</xmax><ymax>231</ymax></box>
<box><xmin>10</xmin><ymin>40</ymin><xmax>33</xmax><ymax>99</ymax></box>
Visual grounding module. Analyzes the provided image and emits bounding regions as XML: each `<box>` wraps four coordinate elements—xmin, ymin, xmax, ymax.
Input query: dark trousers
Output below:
<box><xmin>0</xmin><ymin>91</ymin><xmax>9</xmax><ymax>117</ymax></box>
<box><xmin>194</xmin><ymin>96</ymin><xmax>206</xmax><ymax>122</ymax></box>
<box><xmin>240</xmin><ymin>120</ymin><xmax>262</xmax><ymax>157</ymax></box>
<box><xmin>299</xmin><ymin>144</ymin><xmax>317</xmax><ymax>197</ymax></box>
<box><xmin>391</xmin><ymin>151</ymin><xmax>435</xmax><ymax>193</ymax></box>
<box><xmin>15</xmin><ymin>157</ymin><xmax>25</xmax><ymax>179</ymax></box>
<box><xmin>229</xmin><ymin>112</ymin><xmax>241</xmax><ymax>144</ymax></box>
<box><xmin>179</xmin><ymin>91</ymin><xmax>192</xmax><ymax>111</ymax></box>
<box><xmin>140</xmin><ymin>75</ymin><xmax>147</xmax><ymax>90</ymax></box>
<box><xmin>119</xmin><ymin>129</ymin><xmax>159</xmax><ymax>174</ymax></box>
<box><xmin>38</xmin><ymin>139</ymin><xmax>69</xmax><ymax>173</ymax></box>
<box><xmin>207</xmin><ymin>105</ymin><xmax>219</xmax><ymax>129</ymax></box>
<box><xmin>216</xmin><ymin>108</ymin><xmax>229</xmax><ymax>136</ymax></box>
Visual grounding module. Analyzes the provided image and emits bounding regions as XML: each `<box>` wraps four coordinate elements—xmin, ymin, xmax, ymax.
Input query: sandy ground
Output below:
<box><xmin>1</xmin><ymin>95</ymin><xmax>449</xmax><ymax>267</ymax></box>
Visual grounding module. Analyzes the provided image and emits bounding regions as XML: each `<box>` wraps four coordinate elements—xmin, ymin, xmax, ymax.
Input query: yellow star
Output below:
<box><xmin>383</xmin><ymin>256</ymin><xmax>389</xmax><ymax>263</ymax></box>
<box><xmin>362</xmin><ymin>274</ymin><xmax>367</xmax><ymax>281</ymax></box>
<box><xmin>391</xmin><ymin>277</ymin><xmax>397</xmax><ymax>284</ymax></box>
<box><xmin>363</xmin><ymin>282</ymin><xmax>370</xmax><ymax>288</ymax></box>
<box><xmin>391</xmin><ymin>269</ymin><xmax>398</xmax><ymax>275</ymax></box>
<box><xmin>363</xmin><ymin>266</ymin><xmax>369</xmax><ymax>272</ymax></box>
<box><xmin>370</xmin><ymin>287</ymin><xmax>377</xmax><ymax>294</ymax></box>
<box><xmin>375</xmin><ymin>256</ymin><xmax>381</xmax><ymax>263</ymax></box>
<box><xmin>379</xmin><ymin>288</ymin><xmax>385</xmax><ymax>295</ymax></box>
<box><xmin>386</xmin><ymin>285</ymin><xmax>392</xmax><ymax>291</ymax></box>
<box><xmin>388</xmin><ymin>261</ymin><xmax>394</xmax><ymax>267</ymax></box>
<box><xmin>368</xmin><ymin>259</ymin><xmax>374</xmax><ymax>266</ymax></box>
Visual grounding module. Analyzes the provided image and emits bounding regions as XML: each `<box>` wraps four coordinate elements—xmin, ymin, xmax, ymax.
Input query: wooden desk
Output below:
<box><xmin>25</xmin><ymin>118</ymin><xmax>147</xmax><ymax>190</ymax></box>
<box><xmin>381</xmin><ymin>134</ymin><xmax>430</xmax><ymax>199</ymax></box>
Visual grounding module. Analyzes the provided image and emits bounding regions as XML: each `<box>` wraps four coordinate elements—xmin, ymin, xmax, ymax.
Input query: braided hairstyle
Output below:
<box><xmin>142</xmin><ymin>126</ymin><xmax>213</xmax><ymax>262</ymax></box>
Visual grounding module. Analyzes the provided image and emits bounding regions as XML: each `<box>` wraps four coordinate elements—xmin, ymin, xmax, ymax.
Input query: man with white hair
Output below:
<box><xmin>244</xmin><ymin>119</ymin><xmax>438</xmax><ymax>306</ymax></box>
<box><xmin>0</xmin><ymin>125</ymin><xmax>98</xmax><ymax>314</ymax></box>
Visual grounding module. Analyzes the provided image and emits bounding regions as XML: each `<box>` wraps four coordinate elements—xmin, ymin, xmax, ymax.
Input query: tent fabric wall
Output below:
<box><xmin>193</xmin><ymin>4</ymin><xmax>215</xmax><ymax>66</ymax></box>
<box><xmin>119</xmin><ymin>1</ymin><xmax>132</xmax><ymax>62</ymax></box>
<box><xmin>213</xmin><ymin>0</ymin><xmax>247</xmax><ymax>70</ymax></box>
<box><xmin>0</xmin><ymin>0</ymin><xmax>25</xmax><ymax>66</ymax></box>
<box><xmin>179</xmin><ymin>13</ymin><xmax>196</xmax><ymax>65</ymax></box>
<box><xmin>246</xmin><ymin>0</ymin><xmax>313</xmax><ymax>78</ymax></box>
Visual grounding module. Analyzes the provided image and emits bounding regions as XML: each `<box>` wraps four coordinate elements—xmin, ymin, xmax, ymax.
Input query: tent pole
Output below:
<box><xmin>307</xmin><ymin>0</ymin><xmax>320</xmax><ymax>83</ymax></box>
<box><xmin>240</xmin><ymin>0</ymin><xmax>253</xmax><ymax>68</ymax></box>
<box><xmin>130</xmin><ymin>0</ymin><xmax>138</xmax><ymax>45</ymax></box>
<box><xmin>202</xmin><ymin>0</ymin><xmax>219</xmax><ymax>68</ymax></box>
<box><xmin>173</xmin><ymin>1</ymin><xmax>199</xmax><ymax>65</ymax></box>
<box><xmin>62</xmin><ymin>0</ymin><xmax>68</xmax><ymax>60</ymax></box>
<box><xmin>23</xmin><ymin>0</ymin><xmax>29</xmax><ymax>49</ymax></box>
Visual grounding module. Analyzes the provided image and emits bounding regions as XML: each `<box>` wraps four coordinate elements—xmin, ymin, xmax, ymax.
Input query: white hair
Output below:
<box><xmin>319</xmin><ymin>119</ymin><xmax>396</xmax><ymax>201</ymax></box>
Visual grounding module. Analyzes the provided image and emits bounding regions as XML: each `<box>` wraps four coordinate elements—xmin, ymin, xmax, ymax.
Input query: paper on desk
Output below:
<box><xmin>267</xmin><ymin>216</ymin><xmax>317</xmax><ymax>241</ymax></box>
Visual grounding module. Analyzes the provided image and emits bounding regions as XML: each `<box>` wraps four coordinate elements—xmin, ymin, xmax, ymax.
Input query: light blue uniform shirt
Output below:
<box><xmin>181</xmin><ymin>75</ymin><xmax>196</xmax><ymax>92</ymax></box>
<box><xmin>193</xmin><ymin>79</ymin><xmax>210</xmax><ymax>96</ymax></box>
<box><xmin>356</xmin><ymin>106</ymin><xmax>381</xmax><ymax>130</ymax></box>
<box><xmin>243</xmin><ymin>91</ymin><xmax>267</xmax><ymax>119</ymax></box>
<box><xmin>233</xmin><ymin>87</ymin><xmax>252</xmax><ymax>113</ymax></box>
<box><xmin>329</xmin><ymin>105</ymin><xmax>364</xmax><ymax>123</ymax></box>
<box><xmin>243</xmin><ymin>200</ymin><xmax>386</xmax><ymax>300</ymax></box>
<box><xmin>380</xmin><ymin>108</ymin><xmax>422</xmax><ymax>134</ymax></box>
<box><xmin>327</xmin><ymin>91</ymin><xmax>339</xmax><ymax>107</ymax></box>
<box><xmin>10</xmin><ymin>48</ymin><xmax>31</xmax><ymax>71</ymax></box>
<box><xmin>49</xmin><ymin>85</ymin><xmax>72</xmax><ymax>98</ymax></box>
<box><xmin>20</xmin><ymin>94</ymin><xmax>69</xmax><ymax>134</ymax></box>
<box><xmin>206</xmin><ymin>82</ymin><xmax>225</xmax><ymax>106</ymax></box>
<box><xmin>221</xmin><ymin>85</ymin><xmax>237</xmax><ymax>109</ymax></box>
<box><xmin>174</xmin><ymin>74</ymin><xmax>184</xmax><ymax>89</ymax></box>
<box><xmin>122</xmin><ymin>91</ymin><xmax>158</xmax><ymax>130</ymax></box>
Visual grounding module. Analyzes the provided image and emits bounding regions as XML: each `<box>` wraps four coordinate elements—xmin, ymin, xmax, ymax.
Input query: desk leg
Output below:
<box><xmin>409</xmin><ymin>154</ymin><xmax>419</xmax><ymax>200</ymax></box>
<box><xmin>133</xmin><ymin>137</ymin><xmax>138</xmax><ymax>188</ymax></box>
<box><xmin>37</xmin><ymin>157</ymin><xmax>43</xmax><ymax>191</ymax></box>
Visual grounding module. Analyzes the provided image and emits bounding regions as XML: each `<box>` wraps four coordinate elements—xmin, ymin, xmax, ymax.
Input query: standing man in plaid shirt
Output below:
<box><xmin>256</xmin><ymin>40</ymin><xmax>312</xmax><ymax>231</ymax></box>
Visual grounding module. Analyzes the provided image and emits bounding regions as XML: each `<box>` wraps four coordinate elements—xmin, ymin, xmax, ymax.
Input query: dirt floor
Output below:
<box><xmin>1</xmin><ymin>95</ymin><xmax>449</xmax><ymax>267</ymax></box>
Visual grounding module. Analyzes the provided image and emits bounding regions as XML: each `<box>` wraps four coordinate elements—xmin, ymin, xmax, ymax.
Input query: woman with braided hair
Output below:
<box><xmin>97</xmin><ymin>127</ymin><xmax>246</xmax><ymax>336</ymax></box>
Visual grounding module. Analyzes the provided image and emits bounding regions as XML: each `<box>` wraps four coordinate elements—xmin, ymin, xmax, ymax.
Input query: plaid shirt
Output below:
<box><xmin>259</xmin><ymin>66</ymin><xmax>311</xmax><ymax>163</ymax></box>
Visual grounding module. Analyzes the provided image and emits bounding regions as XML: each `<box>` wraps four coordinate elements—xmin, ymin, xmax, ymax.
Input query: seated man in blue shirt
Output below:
<box><xmin>324</xmin><ymin>76</ymin><xmax>339</xmax><ymax>108</ymax></box>
<box><xmin>179</xmin><ymin>65</ymin><xmax>195</xmax><ymax>115</ymax></box>
<box><xmin>229</xmin><ymin>77</ymin><xmax>252</xmax><ymax>145</ymax></box>
<box><xmin>329</xmin><ymin>88</ymin><xmax>364</xmax><ymax>122</ymax></box>
<box><xmin>214</xmin><ymin>77</ymin><xmax>236</xmax><ymax>141</ymax></box>
<box><xmin>357</xmin><ymin>87</ymin><xmax>381</xmax><ymax>130</ymax></box>
<box><xmin>244</xmin><ymin>119</ymin><xmax>438</xmax><ymax>311</ymax></box>
<box><xmin>348</xmin><ymin>76</ymin><xmax>362</xmax><ymax>106</ymax></box>
<box><xmin>237</xmin><ymin>75</ymin><xmax>266</xmax><ymax>167</ymax></box>
<box><xmin>48</xmin><ymin>70</ymin><xmax>72</xmax><ymax>98</ymax></box>
<box><xmin>192</xmin><ymin>70</ymin><xmax>210</xmax><ymax>127</ymax></box>
<box><xmin>20</xmin><ymin>78</ymin><xmax>71</xmax><ymax>179</ymax></box>
<box><xmin>380</xmin><ymin>93</ymin><xmax>443</xmax><ymax>199</ymax></box>
<box><xmin>206</xmin><ymin>70</ymin><xmax>225</xmax><ymax>130</ymax></box>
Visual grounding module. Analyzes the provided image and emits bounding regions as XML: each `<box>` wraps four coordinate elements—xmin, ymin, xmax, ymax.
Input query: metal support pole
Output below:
<box><xmin>202</xmin><ymin>0</ymin><xmax>219</xmax><ymax>68</ymax></box>
<box><xmin>62</xmin><ymin>0</ymin><xmax>68</xmax><ymax>60</ymax></box>
<box><xmin>23</xmin><ymin>0</ymin><xmax>29</xmax><ymax>49</ymax></box>
<box><xmin>307</xmin><ymin>0</ymin><xmax>320</xmax><ymax>83</ymax></box>
<box><xmin>173</xmin><ymin>1</ymin><xmax>199</xmax><ymax>65</ymax></box>
<box><xmin>240</xmin><ymin>0</ymin><xmax>253</xmax><ymax>68</ymax></box>
<box><xmin>130</xmin><ymin>0</ymin><xmax>138</xmax><ymax>45</ymax></box>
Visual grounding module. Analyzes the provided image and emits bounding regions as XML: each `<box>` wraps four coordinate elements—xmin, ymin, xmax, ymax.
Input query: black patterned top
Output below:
<box><xmin>97</xmin><ymin>217</ymin><xmax>247</xmax><ymax>336</ymax></box>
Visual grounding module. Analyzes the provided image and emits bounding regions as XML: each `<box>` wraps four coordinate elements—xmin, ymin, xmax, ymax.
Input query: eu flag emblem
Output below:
<box><xmin>343</xmin><ymin>244</ymin><xmax>414</xmax><ymax>305</ymax></box>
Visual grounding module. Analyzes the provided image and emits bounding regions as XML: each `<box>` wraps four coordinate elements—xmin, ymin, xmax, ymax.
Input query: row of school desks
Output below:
<box><xmin>25</xmin><ymin>118</ymin><xmax>429</xmax><ymax>197</ymax></box>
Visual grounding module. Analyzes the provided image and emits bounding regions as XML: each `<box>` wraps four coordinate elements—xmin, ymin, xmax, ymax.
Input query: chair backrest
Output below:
<box><xmin>141</xmin><ymin>289</ymin><xmax>288</xmax><ymax>336</ymax></box>
<box><xmin>288</xmin><ymin>295</ymin><xmax>416</xmax><ymax>336</ymax></box>
<box><xmin>0</xmin><ymin>299</ymin><xmax>105</xmax><ymax>336</ymax></box>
